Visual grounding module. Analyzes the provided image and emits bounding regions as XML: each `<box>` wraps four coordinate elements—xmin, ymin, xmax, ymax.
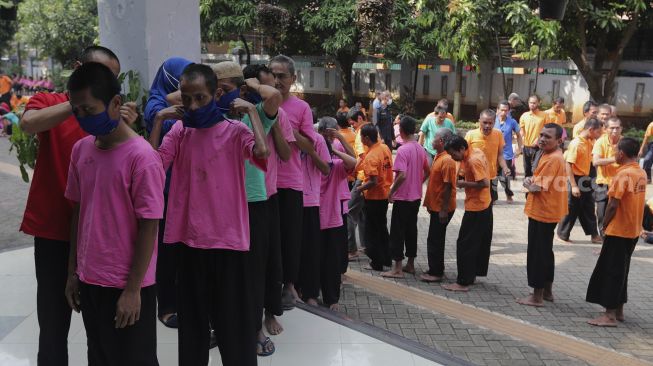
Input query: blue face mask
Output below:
<box><xmin>75</xmin><ymin>108</ymin><xmax>119</xmax><ymax>136</ymax></box>
<box><xmin>216</xmin><ymin>88</ymin><xmax>241</xmax><ymax>115</ymax></box>
<box><xmin>182</xmin><ymin>99</ymin><xmax>224</xmax><ymax>129</ymax></box>
<box><xmin>246</xmin><ymin>92</ymin><xmax>262</xmax><ymax>106</ymax></box>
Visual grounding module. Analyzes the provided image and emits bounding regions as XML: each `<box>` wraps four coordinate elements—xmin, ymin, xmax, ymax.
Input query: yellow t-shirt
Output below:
<box><xmin>605</xmin><ymin>162</ymin><xmax>647</xmax><ymax>238</ymax></box>
<box><xmin>564</xmin><ymin>136</ymin><xmax>592</xmax><ymax>176</ymax></box>
<box><xmin>524</xmin><ymin>149</ymin><xmax>568</xmax><ymax>223</ymax></box>
<box><xmin>354</xmin><ymin>123</ymin><xmax>370</xmax><ymax>181</ymax></box>
<box><xmin>592</xmin><ymin>134</ymin><xmax>619</xmax><ymax>185</ymax></box>
<box><xmin>519</xmin><ymin>110</ymin><xmax>547</xmax><ymax>147</ymax></box>
<box><xmin>644</xmin><ymin>122</ymin><xmax>653</xmax><ymax>141</ymax></box>
<box><xmin>464</xmin><ymin>128</ymin><xmax>505</xmax><ymax>178</ymax></box>
<box><xmin>572</xmin><ymin>119</ymin><xmax>586</xmax><ymax>138</ymax></box>
<box><xmin>545</xmin><ymin>108</ymin><xmax>566</xmax><ymax>126</ymax></box>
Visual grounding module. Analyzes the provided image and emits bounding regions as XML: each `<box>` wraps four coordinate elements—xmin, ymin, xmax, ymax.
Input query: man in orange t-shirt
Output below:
<box><xmin>356</xmin><ymin>124</ymin><xmax>393</xmax><ymax>271</ymax></box>
<box><xmin>421</xmin><ymin>129</ymin><xmax>457</xmax><ymax>283</ymax></box>
<box><xmin>557</xmin><ymin>118</ymin><xmax>603</xmax><ymax>244</ymax></box>
<box><xmin>586</xmin><ymin>137</ymin><xmax>646</xmax><ymax>327</ymax></box>
<box><xmin>442</xmin><ymin>135</ymin><xmax>492</xmax><ymax>292</ymax></box>
<box><xmin>592</xmin><ymin>117</ymin><xmax>622</xmax><ymax>237</ymax></box>
<box><xmin>517</xmin><ymin>123</ymin><xmax>568</xmax><ymax>307</ymax></box>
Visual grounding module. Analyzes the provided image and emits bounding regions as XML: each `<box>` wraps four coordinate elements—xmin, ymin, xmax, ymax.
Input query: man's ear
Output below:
<box><xmin>215</xmin><ymin>88</ymin><xmax>224</xmax><ymax>100</ymax></box>
<box><xmin>73</xmin><ymin>60</ymin><xmax>83</xmax><ymax>70</ymax></box>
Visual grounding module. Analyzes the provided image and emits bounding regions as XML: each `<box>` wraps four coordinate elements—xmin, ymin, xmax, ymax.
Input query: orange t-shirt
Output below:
<box><xmin>337</xmin><ymin>106</ymin><xmax>350</xmax><ymax>115</ymax></box>
<box><xmin>0</xmin><ymin>75</ymin><xmax>12</xmax><ymax>95</ymax></box>
<box><xmin>354</xmin><ymin>122</ymin><xmax>371</xmax><ymax>181</ymax></box>
<box><xmin>605</xmin><ymin>162</ymin><xmax>647</xmax><ymax>238</ymax></box>
<box><xmin>340</xmin><ymin>127</ymin><xmax>357</xmax><ymax>181</ymax></box>
<box><xmin>519</xmin><ymin>110</ymin><xmax>547</xmax><ymax>147</ymax></box>
<box><xmin>464</xmin><ymin>128</ymin><xmax>504</xmax><ymax>178</ymax></box>
<box><xmin>358</xmin><ymin>142</ymin><xmax>393</xmax><ymax>200</ymax></box>
<box><xmin>524</xmin><ymin>149</ymin><xmax>568</xmax><ymax>223</ymax></box>
<box><xmin>462</xmin><ymin>148</ymin><xmax>491</xmax><ymax>211</ymax></box>
<box><xmin>592</xmin><ymin>134</ymin><xmax>619</xmax><ymax>185</ymax></box>
<box><xmin>545</xmin><ymin>108</ymin><xmax>566</xmax><ymax>126</ymax></box>
<box><xmin>564</xmin><ymin>136</ymin><xmax>592</xmax><ymax>176</ymax></box>
<box><xmin>424</xmin><ymin>151</ymin><xmax>457</xmax><ymax>212</ymax></box>
<box><xmin>572</xmin><ymin>119</ymin><xmax>586</xmax><ymax>138</ymax></box>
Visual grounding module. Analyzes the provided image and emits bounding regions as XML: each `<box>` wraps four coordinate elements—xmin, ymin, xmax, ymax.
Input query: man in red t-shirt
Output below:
<box><xmin>19</xmin><ymin>45</ymin><xmax>137</xmax><ymax>366</ymax></box>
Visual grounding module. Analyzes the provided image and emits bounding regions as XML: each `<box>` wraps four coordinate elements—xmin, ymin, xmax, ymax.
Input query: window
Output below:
<box><xmin>423</xmin><ymin>75</ymin><xmax>430</xmax><ymax>95</ymax></box>
<box><xmin>461</xmin><ymin>76</ymin><xmax>467</xmax><ymax>97</ymax></box>
<box><xmin>309</xmin><ymin>70</ymin><xmax>314</xmax><ymax>88</ymax></box>
<box><xmin>369</xmin><ymin>73</ymin><xmax>376</xmax><ymax>92</ymax></box>
<box><xmin>385</xmin><ymin>73</ymin><xmax>392</xmax><ymax>91</ymax></box>
<box><xmin>635</xmin><ymin>83</ymin><xmax>645</xmax><ymax>111</ymax></box>
<box><xmin>552</xmin><ymin>80</ymin><xmax>560</xmax><ymax>100</ymax></box>
<box><xmin>528</xmin><ymin>79</ymin><xmax>536</xmax><ymax>97</ymax></box>
<box><xmin>324</xmin><ymin>71</ymin><xmax>329</xmax><ymax>89</ymax></box>
<box><xmin>354</xmin><ymin>72</ymin><xmax>360</xmax><ymax>91</ymax></box>
<box><xmin>506</xmin><ymin>78</ymin><xmax>514</xmax><ymax>94</ymax></box>
<box><xmin>441</xmin><ymin>76</ymin><xmax>448</xmax><ymax>97</ymax></box>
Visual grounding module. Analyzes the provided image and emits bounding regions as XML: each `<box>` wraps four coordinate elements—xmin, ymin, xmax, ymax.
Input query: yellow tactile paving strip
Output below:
<box><xmin>345</xmin><ymin>269</ymin><xmax>652</xmax><ymax>366</ymax></box>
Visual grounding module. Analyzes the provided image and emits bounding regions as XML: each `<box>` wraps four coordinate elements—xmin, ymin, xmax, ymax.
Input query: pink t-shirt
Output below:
<box><xmin>320</xmin><ymin>159</ymin><xmax>349</xmax><ymax>230</ymax></box>
<box><xmin>276</xmin><ymin>96</ymin><xmax>316</xmax><ymax>191</ymax></box>
<box><xmin>331</xmin><ymin>139</ymin><xmax>352</xmax><ymax>202</ymax></box>
<box><xmin>65</xmin><ymin>136</ymin><xmax>165</xmax><ymax>289</ymax></box>
<box><xmin>392</xmin><ymin>141</ymin><xmax>428</xmax><ymax>201</ymax></box>
<box><xmin>265</xmin><ymin>108</ymin><xmax>296</xmax><ymax>198</ymax></box>
<box><xmin>394</xmin><ymin>124</ymin><xmax>404</xmax><ymax>145</ymax></box>
<box><xmin>302</xmin><ymin>132</ymin><xmax>331</xmax><ymax>207</ymax></box>
<box><xmin>158</xmin><ymin>119</ymin><xmax>263</xmax><ymax>250</ymax></box>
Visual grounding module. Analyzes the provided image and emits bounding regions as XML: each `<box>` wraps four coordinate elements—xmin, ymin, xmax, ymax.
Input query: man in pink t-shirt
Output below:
<box><xmin>63</xmin><ymin>63</ymin><xmax>164</xmax><ymax>366</ymax></box>
<box><xmin>382</xmin><ymin>116</ymin><xmax>430</xmax><ymax>279</ymax></box>
<box><xmin>148</xmin><ymin>64</ymin><xmax>268</xmax><ymax>366</ymax></box>
<box><xmin>317</xmin><ymin>117</ymin><xmax>357</xmax><ymax>310</ymax></box>
<box><xmin>269</xmin><ymin>55</ymin><xmax>318</xmax><ymax>308</ymax></box>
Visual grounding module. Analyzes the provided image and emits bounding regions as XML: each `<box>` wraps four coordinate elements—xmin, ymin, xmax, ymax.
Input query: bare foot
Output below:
<box><xmin>543</xmin><ymin>294</ymin><xmax>554</xmax><ymax>302</ymax></box>
<box><xmin>516</xmin><ymin>295</ymin><xmax>545</xmax><ymax>307</ymax></box>
<box><xmin>306</xmin><ymin>298</ymin><xmax>318</xmax><ymax>306</ymax></box>
<box><xmin>557</xmin><ymin>236</ymin><xmax>572</xmax><ymax>244</ymax></box>
<box><xmin>506</xmin><ymin>196</ymin><xmax>514</xmax><ymax>204</ymax></box>
<box><xmin>420</xmin><ymin>273</ymin><xmax>443</xmax><ymax>283</ymax></box>
<box><xmin>443</xmin><ymin>283</ymin><xmax>469</xmax><ymax>292</ymax></box>
<box><xmin>264</xmin><ymin>314</ymin><xmax>284</xmax><ymax>335</ymax></box>
<box><xmin>402</xmin><ymin>265</ymin><xmax>415</xmax><ymax>275</ymax></box>
<box><xmin>588</xmin><ymin>314</ymin><xmax>618</xmax><ymax>327</ymax></box>
<box><xmin>363</xmin><ymin>265</ymin><xmax>383</xmax><ymax>271</ymax></box>
<box><xmin>591</xmin><ymin>235</ymin><xmax>603</xmax><ymax>244</ymax></box>
<box><xmin>348</xmin><ymin>252</ymin><xmax>359</xmax><ymax>261</ymax></box>
<box><xmin>381</xmin><ymin>269</ymin><xmax>404</xmax><ymax>278</ymax></box>
<box><xmin>329</xmin><ymin>303</ymin><xmax>340</xmax><ymax>311</ymax></box>
<box><xmin>616</xmin><ymin>306</ymin><xmax>625</xmax><ymax>322</ymax></box>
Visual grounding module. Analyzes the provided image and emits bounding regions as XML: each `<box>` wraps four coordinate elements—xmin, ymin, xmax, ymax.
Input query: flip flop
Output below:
<box><xmin>257</xmin><ymin>337</ymin><xmax>275</xmax><ymax>357</ymax></box>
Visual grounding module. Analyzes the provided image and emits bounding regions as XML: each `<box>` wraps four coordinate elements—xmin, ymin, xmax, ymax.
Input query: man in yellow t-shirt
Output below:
<box><xmin>638</xmin><ymin>120</ymin><xmax>653</xmax><ymax>183</ymax></box>
<box><xmin>572</xmin><ymin>101</ymin><xmax>599</xmax><ymax>138</ymax></box>
<box><xmin>465</xmin><ymin>110</ymin><xmax>511</xmax><ymax>203</ymax></box>
<box><xmin>544</xmin><ymin>97</ymin><xmax>566</xmax><ymax>126</ymax></box>
<box><xmin>519</xmin><ymin>95</ymin><xmax>547</xmax><ymax>177</ymax></box>
<box><xmin>517</xmin><ymin>123</ymin><xmax>567</xmax><ymax>307</ymax></box>
<box><xmin>586</xmin><ymin>137</ymin><xmax>646</xmax><ymax>327</ymax></box>
<box><xmin>557</xmin><ymin>119</ymin><xmax>603</xmax><ymax>244</ymax></box>
<box><xmin>592</xmin><ymin>117</ymin><xmax>622</xmax><ymax>237</ymax></box>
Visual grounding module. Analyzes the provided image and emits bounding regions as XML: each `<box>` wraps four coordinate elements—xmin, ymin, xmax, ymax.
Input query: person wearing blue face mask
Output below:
<box><xmin>64</xmin><ymin>62</ymin><xmax>165</xmax><ymax>366</ymax></box>
<box><xmin>148</xmin><ymin>63</ymin><xmax>269</xmax><ymax>366</ymax></box>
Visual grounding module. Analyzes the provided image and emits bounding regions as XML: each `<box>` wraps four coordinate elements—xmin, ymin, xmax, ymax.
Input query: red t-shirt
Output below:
<box><xmin>20</xmin><ymin>93</ymin><xmax>87</xmax><ymax>241</ymax></box>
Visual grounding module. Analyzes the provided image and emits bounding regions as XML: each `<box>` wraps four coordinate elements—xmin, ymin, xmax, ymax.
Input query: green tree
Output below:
<box><xmin>16</xmin><ymin>0</ymin><xmax>98</xmax><ymax>67</ymax></box>
<box><xmin>0</xmin><ymin>1</ymin><xmax>19</xmax><ymax>54</ymax></box>
<box><xmin>506</xmin><ymin>0</ymin><xmax>652</xmax><ymax>103</ymax></box>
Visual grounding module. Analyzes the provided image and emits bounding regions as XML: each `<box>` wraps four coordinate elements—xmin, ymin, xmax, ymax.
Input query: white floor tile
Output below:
<box><xmin>0</xmin><ymin>276</ymin><xmax>36</xmax><ymax>316</ymax></box>
<box><xmin>270</xmin><ymin>342</ymin><xmax>342</xmax><ymax>366</ymax></box>
<box><xmin>0</xmin><ymin>343</ymin><xmax>37</xmax><ymax>366</ymax></box>
<box><xmin>339</xmin><ymin>326</ymin><xmax>383</xmax><ymax>344</ymax></box>
<box><xmin>272</xmin><ymin>310</ymin><xmax>341</xmax><ymax>344</ymax></box>
<box><xmin>0</xmin><ymin>313</ymin><xmax>37</xmax><ymax>344</ymax></box>
<box><xmin>0</xmin><ymin>248</ymin><xmax>34</xmax><ymax>276</ymax></box>
<box><xmin>342</xmin><ymin>343</ymin><xmax>414</xmax><ymax>366</ymax></box>
<box><xmin>413</xmin><ymin>354</ymin><xmax>444</xmax><ymax>366</ymax></box>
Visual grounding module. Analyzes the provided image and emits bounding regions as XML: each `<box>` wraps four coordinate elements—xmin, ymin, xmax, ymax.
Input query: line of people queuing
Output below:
<box><xmin>16</xmin><ymin>43</ymin><xmax>649</xmax><ymax>366</ymax></box>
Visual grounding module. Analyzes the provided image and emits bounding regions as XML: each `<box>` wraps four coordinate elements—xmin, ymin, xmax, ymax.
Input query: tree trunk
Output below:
<box><xmin>239</xmin><ymin>34</ymin><xmax>251</xmax><ymax>65</ymax></box>
<box><xmin>399</xmin><ymin>58</ymin><xmax>417</xmax><ymax>115</ymax></box>
<box><xmin>453</xmin><ymin>60</ymin><xmax>463</xmax><ymax>120</ymax></box>
<box><xmin>336</xmin><ymin>51</ymin><xmax>356</xmax><ymax>103</ymax></box>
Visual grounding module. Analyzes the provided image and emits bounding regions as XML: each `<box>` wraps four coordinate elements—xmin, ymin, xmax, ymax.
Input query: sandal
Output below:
<box><xmin>256</xmin><ymin>337</ymin><xmax>275</xmax><ymax>357</ymax></box>
<box><xmin>158</xmin><ymin>313</ymin><xmax>178</xmax><ymax>329</ymax></box>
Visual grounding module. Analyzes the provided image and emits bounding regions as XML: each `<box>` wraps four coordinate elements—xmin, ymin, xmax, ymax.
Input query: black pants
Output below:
<box><xmin>426</xmin><ymin>211</ymin><xmax>454</xmax><ymax>277</ymax></box>
<box><xmin>248</xmin><ymin>201</ymin><xmax>270</xmax><ymax>332</ymax></box>
<box><xmin>594</xmin><ymin>184</ymin><xmax>609</xmax><ymax>238</ymax></box>
<box><xmin>264</xmin><ymin>194</ymin><xmax>283</xmax><ymax>317</ymax></box>
<box><xmin>389</xmin><ymin>200</ymin><xmax>421</xmax><ymax>261</ymax></box>
<box><xmin>364</xmin><ymin>199</ymin><xmax>390</xmax><ymax>270</ymax></box>
<box><xmin>298</xmin><ymin>206</ymin><xmax>321</xmax><ymax>300</ymax></box>
<box><xmin>527</xmin><ymin>218</ymin><xmax>557</xmax><ymax>289</ymax></box>
<box><xmin>34</xmin><ymin>238</ymin><xmax>72</xmax><ymax>366</ymax></box>
<box><xmin>557</xmin><ymin>176</ymin><xmax>598</xmax><ymax>240</ymax></box>
<box><xmin>456</xmin><ymin>206</ymin><xmax>493</xmax><ymax>286</ymax></box>
<box><xmin>340</xmin><ymin>211</ymin><xmax>350</xmax><ymax>274</ymax></box>
<box><xmin>523</xmin><ymin>146</ymin><xmax>539</xmax><ymax>177</ymax></box>
<box><xmin>586</xmin><ymin>236</ymin><xmax>637</xmax><ymax>309</ymax></box>
<box><xmin>278</xmin><ymin>188</ymin><xmax>303</xmax><ymax>284</ymax></box>
<box><xmin>79</xmin><ymin>283</ymin><xmax>158</xmax><ymax>366</ymax></box>
<box><xmin>491</xmin><ymin>161</ymin><xmax>514</xmax><ymax>202</ymax></box>
<box><xmin>156</xmin><ymin>197</ymin><xmax>178</xmax><ymax>318</ymax></box>
<box><xmin>177</xmin><ymin>245</ymin><xmax>256</xmax><ymax>366</ymax></box>
<box><xmin>320</xmin><ymin>224</ymin><xmax>347</xmax><ymax>305</ymax></box>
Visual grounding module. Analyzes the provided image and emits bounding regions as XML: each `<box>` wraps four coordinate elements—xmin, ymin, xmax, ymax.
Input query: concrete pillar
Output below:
<box><xmin>97</xmin><ymin>0</ymin><xmax>201</xmax><ymax>88</ymax></box>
